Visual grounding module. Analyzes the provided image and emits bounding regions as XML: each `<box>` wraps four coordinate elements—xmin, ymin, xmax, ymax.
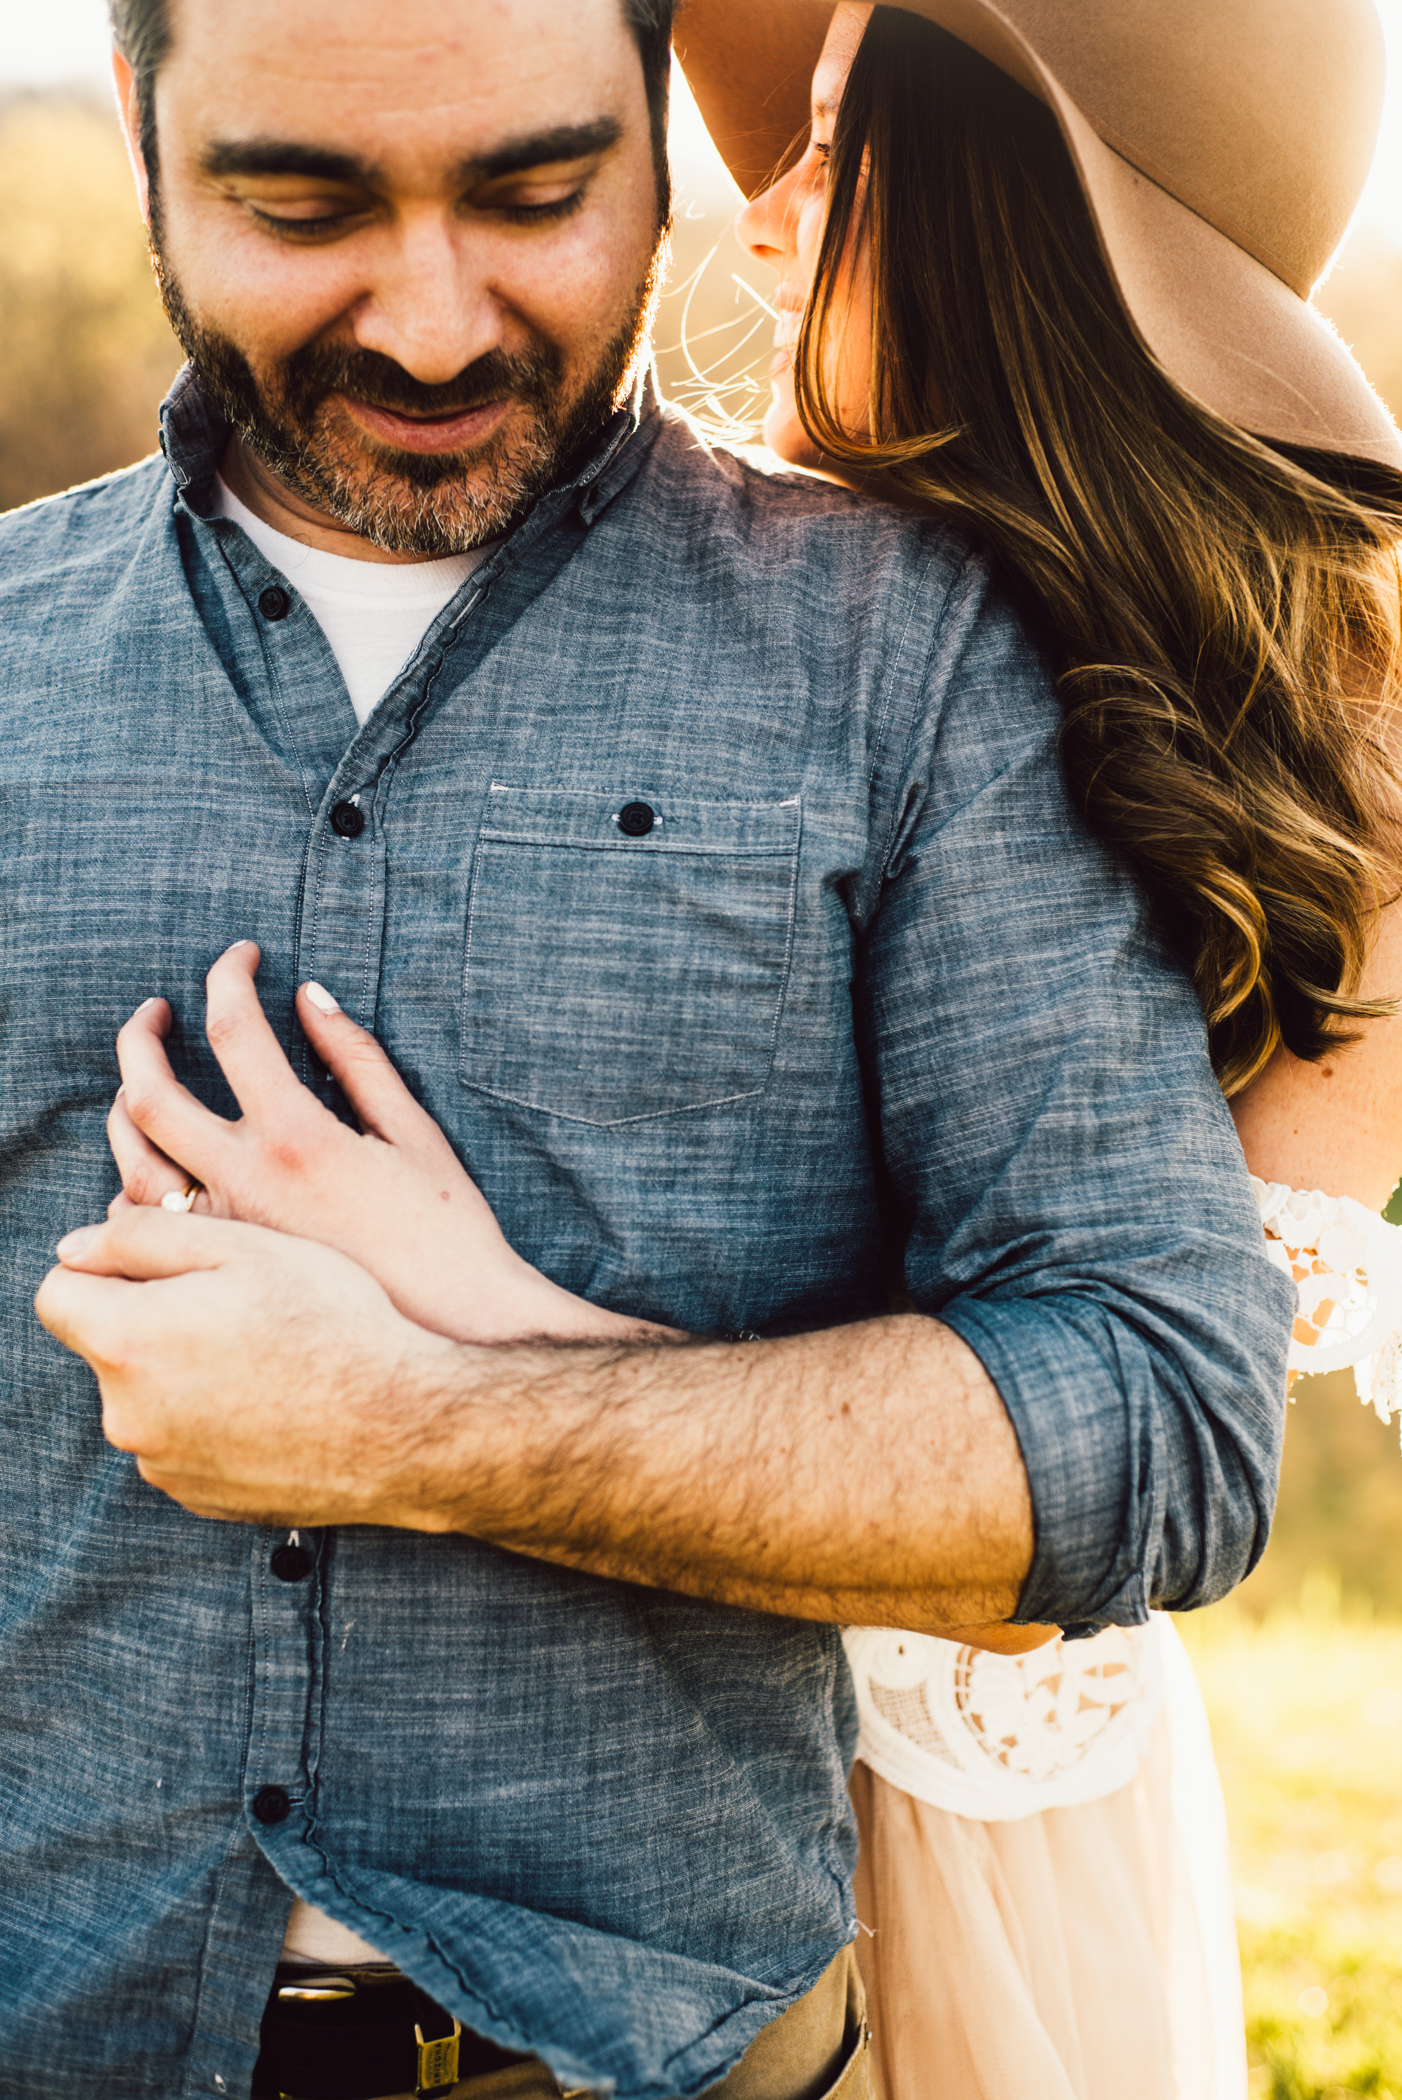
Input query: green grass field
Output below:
<box><xmin>1181</xmin><ymin>1370</ymin><xmax>1402</xmax><ymax>2096</ymax></box>
<box><xmin>1186</xmin><ymin>1602</ymin><xmax>1402</xmax><ymax>2095</ymax></box>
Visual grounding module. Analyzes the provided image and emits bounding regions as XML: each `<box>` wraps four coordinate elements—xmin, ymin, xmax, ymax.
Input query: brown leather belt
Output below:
<box><xmin>252</xmin><ymin>1944</ymin><xmax>868</xmax><ymax>2100</ymax></box>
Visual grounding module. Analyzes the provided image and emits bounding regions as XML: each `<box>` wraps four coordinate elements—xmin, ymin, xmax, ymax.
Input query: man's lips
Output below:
<box><xmin>336</xmin><ymin>393</ymin><xmax>513</xmax><ymax>455</ymax></box>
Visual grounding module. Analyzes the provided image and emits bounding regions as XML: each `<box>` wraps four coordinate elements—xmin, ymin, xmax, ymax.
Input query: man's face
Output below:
<box><xmin>121</xmin><ymin>0</ymin><xmax>665</xmax><ymax>553</ymax></box>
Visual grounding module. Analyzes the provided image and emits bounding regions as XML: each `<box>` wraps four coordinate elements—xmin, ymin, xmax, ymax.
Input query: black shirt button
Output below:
<box><xmin>330</xmin><ymin>801</ymin><xmax>365</xmax><ymax>839</ymax></box>
<box><xmin>617</xmin><ymin>801</ymin><xmax>656</xmax><ymax>837</ymax></box>
<box><xmin>252</xmin><ymin>1785</ymin><xmax>292</xmax><ymax>1825</ymax></box>
<box><xmin>258</xmin><ymin>585</ymin><xmax>291</xmax><ymax>621</ymax></box>
<box><xmin>271</xmin><ymin>1544</ymin><xmax>314</xmax><ymax>1583</ymax></box>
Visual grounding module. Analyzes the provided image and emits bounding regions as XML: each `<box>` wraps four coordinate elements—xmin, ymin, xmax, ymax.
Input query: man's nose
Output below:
<box><xmin>349</xmin><ymin>214</ymin><xmax>507</xmax><ymax>385</ymax></box>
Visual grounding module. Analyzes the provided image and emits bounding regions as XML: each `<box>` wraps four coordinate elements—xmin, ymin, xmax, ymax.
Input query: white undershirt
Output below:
<box><xmin>214</xmin><ymin>478</ymin><xmax>492</xmax><ymax>725</ymax></box>
<box><xmin>215</xmin><ymin>480</ymin><xmax>491</xmax><ymax>1969</ymax></box>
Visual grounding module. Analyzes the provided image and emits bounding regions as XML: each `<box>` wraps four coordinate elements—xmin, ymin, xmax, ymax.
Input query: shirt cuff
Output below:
<box><xmin>934</xmin><ymin>1276</ymin><xmax>1287</xmax><ymax>1631</ymax></box>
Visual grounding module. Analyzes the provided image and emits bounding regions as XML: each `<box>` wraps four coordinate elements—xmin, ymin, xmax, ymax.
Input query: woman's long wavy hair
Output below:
<box><xmin>795</xmin><ymin>7</ymin><xmax>1402</xmax><ymax>1095</ymax></box>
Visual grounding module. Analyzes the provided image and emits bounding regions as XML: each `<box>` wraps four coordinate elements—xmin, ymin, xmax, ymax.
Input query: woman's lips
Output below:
<box><xmin>337</xmin><ymin>394</ymin><xmax>512</xmax><ymax>454</ymax></box>
<box><xmin>770</xmin><ymin>311</ymin><xmax>799</xmax><ymax>380</ymax></box>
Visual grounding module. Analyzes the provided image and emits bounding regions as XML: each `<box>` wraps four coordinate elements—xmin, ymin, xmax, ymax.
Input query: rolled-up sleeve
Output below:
<box><xmin>856</xmin><ymin>550</ymin><xmax>1294</xmax><ymax>1632</ymax></box>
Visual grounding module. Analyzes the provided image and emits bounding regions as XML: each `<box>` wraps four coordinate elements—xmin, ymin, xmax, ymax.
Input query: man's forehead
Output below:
<box><xmin>166</xmin><ymin>0</ymin><xmax>641</xmax><ymax>135</ymax></box>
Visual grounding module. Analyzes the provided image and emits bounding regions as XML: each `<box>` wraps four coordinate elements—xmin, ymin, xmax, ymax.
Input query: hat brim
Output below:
<box><xmin>674</xmin><ymin>0</ymin><xmax>1402</xmax><ymax>473</ymax></box>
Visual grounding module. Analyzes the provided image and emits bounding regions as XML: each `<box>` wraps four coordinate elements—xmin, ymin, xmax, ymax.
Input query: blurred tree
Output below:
<box><xmin>0</xmin><ymin>93</ymin><xmax>180</xmax><ymax>511</ymax></box>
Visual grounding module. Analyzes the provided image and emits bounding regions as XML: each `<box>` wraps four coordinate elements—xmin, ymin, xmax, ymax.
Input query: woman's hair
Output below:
<box><xmin>796</xmin><ymin>7</ymin><xmax>1402</xmax><ymax>1095</ymax></box>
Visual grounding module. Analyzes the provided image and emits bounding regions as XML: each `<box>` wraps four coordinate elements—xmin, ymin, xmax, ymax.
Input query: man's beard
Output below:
<box><xmin>151</xmin><ymin>233</ymin><xmax>665</xmax><ymax>556</ymax></box>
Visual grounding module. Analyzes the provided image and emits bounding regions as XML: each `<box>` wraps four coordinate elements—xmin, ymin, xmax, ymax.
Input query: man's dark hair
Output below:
<box><xmin>109</xmin><ymin>0</ymin><xmax>674</xmax><ymax>218</ymax></box>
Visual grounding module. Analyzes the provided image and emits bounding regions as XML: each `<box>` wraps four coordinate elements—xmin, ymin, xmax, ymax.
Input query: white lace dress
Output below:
<box><xmin>847</xmin><ymin>1179</ymin><xmax>1402</xmax><ymax>2100</ymax></box>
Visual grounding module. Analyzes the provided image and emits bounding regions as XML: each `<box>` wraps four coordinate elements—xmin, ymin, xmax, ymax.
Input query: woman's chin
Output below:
<box><xmin>760</xmin><ymin>406</ymin><xmax>864</xmax><ymax>492</ymax></box>
<box><xmin>762</xmin><ymin>397</ymin><xmax>826</xmax><ymax>474</ymax></box>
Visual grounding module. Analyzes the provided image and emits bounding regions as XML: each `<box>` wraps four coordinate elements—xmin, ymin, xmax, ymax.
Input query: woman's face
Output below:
<box><xmin>737</xmin><ymin>3</ymin><xmax>874</xmax><ymax>473</ymax></box>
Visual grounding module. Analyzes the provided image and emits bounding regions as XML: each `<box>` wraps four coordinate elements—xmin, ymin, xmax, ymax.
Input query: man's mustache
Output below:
<box><xmin>281</xmin><ymin>343</ymin><xmax>562</xmax><ymax>419</ymax></box>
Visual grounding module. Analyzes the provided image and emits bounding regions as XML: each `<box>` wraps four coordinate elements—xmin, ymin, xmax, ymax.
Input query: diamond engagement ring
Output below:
<box><xmin>160</xmin><ymin>1182</ymin><xmax>201</xmax><ymax>1214</ymax></box>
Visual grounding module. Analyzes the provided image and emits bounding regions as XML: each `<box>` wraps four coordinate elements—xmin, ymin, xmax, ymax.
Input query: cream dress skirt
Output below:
<box><xmin>848</xmin><ymin>1618</ymin><xmax>1243</xmax><ymax>2099</ymax></box>
<box><xmin>843</xmin><ymin>1176</ymin><xmax>1402</xmax><ymax>2100</ymax></box>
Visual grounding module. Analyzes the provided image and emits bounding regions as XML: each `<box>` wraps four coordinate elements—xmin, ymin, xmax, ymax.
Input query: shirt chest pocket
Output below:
<box><xmin>460</xmin><ymin>784</ymin><xmax>801</xmax><ymax>1126</ymax></box>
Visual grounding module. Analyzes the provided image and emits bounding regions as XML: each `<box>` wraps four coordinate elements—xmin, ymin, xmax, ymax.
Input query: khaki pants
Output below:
<box><xmin>359</xmin><ymin>1947</ymin><xmax>871</xmax><ymax>2100</ymax></box>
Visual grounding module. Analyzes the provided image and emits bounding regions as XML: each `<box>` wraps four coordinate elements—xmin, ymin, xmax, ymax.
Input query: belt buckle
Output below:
<box><xmin>276</xmin><ymin>1978</ymin><xmax>358</xmax><ymax>2003</ymax></box>
<box><xmin>416</xmin><ymin>2016</ymin><xmax>462</xmax><ymax>2098</ymax></box>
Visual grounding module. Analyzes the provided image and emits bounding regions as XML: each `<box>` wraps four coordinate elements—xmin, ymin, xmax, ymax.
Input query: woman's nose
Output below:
<box><xmin>737</xmin><ymin>167</ymin><xmax>797</xmax><ymax>267</ymax></box>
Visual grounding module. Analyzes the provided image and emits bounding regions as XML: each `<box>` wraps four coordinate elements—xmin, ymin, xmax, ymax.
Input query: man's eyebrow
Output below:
<box><xmin>202</xmin><ymin>140</ymin><xmax>376</xmax><ymax>184</ymax></box>
<box><xmin>463</xmin><ymin>118</ymin><xmax>623</xmax><ymax>182</ymax></box>
<box><xmin>199</xmin><ymin>120</ymin><xmax>623</xmax><ymax>190</ymax></box>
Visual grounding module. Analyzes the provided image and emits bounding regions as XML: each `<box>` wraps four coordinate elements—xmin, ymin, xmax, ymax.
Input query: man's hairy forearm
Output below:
<box><xmin>37</xmin><ymin>1217</ymin><xmax>1037</xmax><ymax>1634</ymax></box>
<box><xmin>403</xmin><ymin>1313</ymin><xmax>1035</xmax><ymax>1631</ymax></box>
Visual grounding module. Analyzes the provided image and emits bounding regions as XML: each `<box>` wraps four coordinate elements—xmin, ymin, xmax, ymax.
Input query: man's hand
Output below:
<box><xmin>37</xmin><ymin>1206</ymin><xmax>1036</xmax><ymax>1633</ymax></box>
<box><xmin>35</xmin><ymin>1209</ymin><xmax>459</xmax><ymax>1528</ymax></box>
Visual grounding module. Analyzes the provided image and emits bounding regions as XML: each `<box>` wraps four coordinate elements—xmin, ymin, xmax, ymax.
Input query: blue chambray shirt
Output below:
<box><xmin>0</xmin><ymin>369</ymin><xmax>1292</xmax><ymax>2098</ymax></box>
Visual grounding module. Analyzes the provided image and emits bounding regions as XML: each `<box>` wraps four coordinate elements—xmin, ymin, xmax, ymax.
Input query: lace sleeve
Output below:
<box><xmin>1253</xmin><ymin>1176</ymin><xmax>1402</xmax><ymax>1436</ymax></box>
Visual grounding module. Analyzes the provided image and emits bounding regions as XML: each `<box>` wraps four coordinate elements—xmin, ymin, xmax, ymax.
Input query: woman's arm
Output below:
<box><xmin>1231</xmin><ymin>900</ymin><xmax>1402</xmax><ymax>1209</ymax></box>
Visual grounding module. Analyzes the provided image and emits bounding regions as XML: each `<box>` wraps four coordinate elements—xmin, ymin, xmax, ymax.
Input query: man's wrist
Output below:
<box><xmin>377</xmin><ymin>1330</ymin><xmax>608</xmax><ymax>1534</ymax></box>
<box><xmin>385</xmin><ymin>1329</ymin><xmax>671</xmax><ymax>1539</ymax></box>
<box><xmin>357</xmin><ymin>1322</ymin><xmax>493</xmax><ymax>1532</ymax></box>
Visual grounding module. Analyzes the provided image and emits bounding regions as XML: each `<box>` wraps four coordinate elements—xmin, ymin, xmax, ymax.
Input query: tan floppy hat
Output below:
<box><xmin>674</xmin><ymin>0</ymin><xmax>1402</xmax><ymax>473</ymax></box>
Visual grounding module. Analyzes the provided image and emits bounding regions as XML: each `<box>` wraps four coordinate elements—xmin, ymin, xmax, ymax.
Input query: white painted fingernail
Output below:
<box><xmin>134</xmin><ymin>997</ymin><xmax>157</xmax><ymax>1014</ymax></box>
<box><xmin>226</xmin><ymin>938</ymin><xmax>255</xmax><ymax>953</ymax></box>
<box><xmin>304</xmin><ymin>982</ymin><xmax>340</xmax><ymax>1014</ymax></box>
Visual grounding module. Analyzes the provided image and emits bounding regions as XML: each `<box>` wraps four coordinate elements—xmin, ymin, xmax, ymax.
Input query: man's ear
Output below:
<box><xmin>112</xmin><ymin>49</ymin><xmax>152</xmax><ymax>227</ymax></box>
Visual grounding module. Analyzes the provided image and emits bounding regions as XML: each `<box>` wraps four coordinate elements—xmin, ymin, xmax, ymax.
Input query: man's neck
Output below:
<box><xmin>218</xmin><ymin>435</ymin><xmax>435</xmax><ymax>566</ymax></box>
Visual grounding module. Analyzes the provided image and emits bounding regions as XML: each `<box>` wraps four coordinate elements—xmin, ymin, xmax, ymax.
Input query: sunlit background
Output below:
<box><xmin>7</xmin><ymin>6</ymin><xmax>1402</xmax><ymax>2088</ymax></box>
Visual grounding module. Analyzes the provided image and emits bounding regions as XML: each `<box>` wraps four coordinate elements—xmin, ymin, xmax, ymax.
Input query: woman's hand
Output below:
<box><xmin>106</xmin><ymin>941</ymin><xmax>679</xmax><ymax>1347</ymax></box>
<box><xmin>941</xmin><ymin>1620</ymin><xmax>1062</xmax><ymax>1654</ymax></box>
